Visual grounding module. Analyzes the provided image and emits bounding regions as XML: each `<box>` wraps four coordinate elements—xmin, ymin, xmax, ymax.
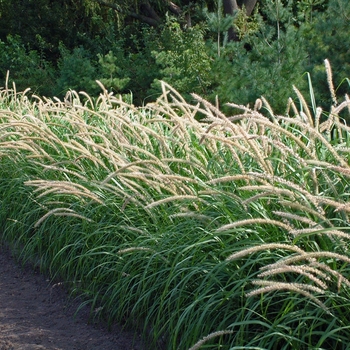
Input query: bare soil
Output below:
<box><xmin>0</xmin><ymin>245</ymin><xmax>146</xmax><ymax>350</ymax></box>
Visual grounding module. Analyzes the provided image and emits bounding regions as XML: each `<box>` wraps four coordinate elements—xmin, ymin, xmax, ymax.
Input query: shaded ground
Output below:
<box><xmin>0</xmin><ymin>245</ymin><xmax>146</xmax><ymax>350</ymax></box>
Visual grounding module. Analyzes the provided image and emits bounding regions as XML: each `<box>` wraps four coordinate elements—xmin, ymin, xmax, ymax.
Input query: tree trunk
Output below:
<box><xmin>94</xmin><ymin>0</ymin><xmax>258</xmax><ymax>31</ymax></box>
<box><xmin>140</xmin><ymin>1</ymin><xmax>161</xmax><ymax>23</ymax></box>
<box><xmin>94</xmin><ymin>0</ymin><xmax>187</xmax><ymax>27</ymax></box>
<box><xmin>243</xmin><ymin>0</ymin><xmax>258</xmax><ymax>16</ymax></box>
<box><xmin>94</xmin><ymin>0</ymin><xmax>162</xmax><ymax>26</ymax></box>
<box><xmin>223</xmin><ymin>0</ymin><xmax>239</xmax><ymax>41</ymax></box>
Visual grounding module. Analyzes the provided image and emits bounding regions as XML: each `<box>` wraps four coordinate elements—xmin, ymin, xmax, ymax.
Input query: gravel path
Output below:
<box><xmin>0</xmin><ymin>245</ymin><xmax>146</xmax><ymax>350</ymax></box>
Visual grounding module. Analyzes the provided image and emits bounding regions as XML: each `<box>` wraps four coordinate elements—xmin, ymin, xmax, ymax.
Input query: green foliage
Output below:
<box><xmin>0</xmin><ymin>35</ymin><xmax>56</xmax><ymax>96</ymax></box>
<box><xmin>97</xmin><ymin>51</ymin><xmax>130</xmax><ymax>93</ymax></box>
<box><xmin>151</xmin><ymin>17</ymin><xmax>212</xmax><ymax>98</ymax></box>
<box><xmin>204</xmin><ymin>0</ymin><xmax>236</xmax><ymax>56</ymax></box>
<box><xmin>295</xmin><ymin>0</ymin><xmax>328</xmax><ymax>22</ymax></box>
<box><xmin>113</xmin><ymin>24</ymin><xmax>162</xmax><ymax>104</ymax></box>
<box><xmin>233</xmin><ymin>5</ymin><xmax>261</xmax><ymax>39</ymax></box>
<box><xmin>0</xmin><ymin>0</ymin><xmax>116</xmax><ymax>60</ymax></box>
<box><xmin>208</xmin><ymin>0</ymin><xmax>307</xmax><ymax>113</ymax></box>
<box><xmin>55</xmin><ymin>45</ymin><xmax>98</xmax><ymax>96</ymax></box>
<box><xmin>304</xmin><ymin>0</ymin><xmax>350</xmax><ymax>108</ymax></box>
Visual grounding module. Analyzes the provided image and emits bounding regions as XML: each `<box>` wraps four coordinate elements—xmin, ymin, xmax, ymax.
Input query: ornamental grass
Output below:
<box><xmin>1</xmin><ymin>61</ymin><xmax>350</xmax><ymax>349</ymax></box>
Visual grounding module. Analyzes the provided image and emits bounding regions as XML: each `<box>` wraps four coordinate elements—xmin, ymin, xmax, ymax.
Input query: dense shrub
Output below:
<box><xmin>0</xmin><ymin>35</ymin><xmax>56</xmax><ymax>96</ymax></box>
<box><xmin>150</xmin><ymin>17</ymin><xmax>212</xmax><ymax>100</ymax></box>
<box><xmin>304</xmin><ymin>0</ymin><xmax>350</xmax><ymax>109</ymax></box>
<box><xmin>55</xmin><ymin>45</ymin><xmax>98</xmax><ymax>96</ymax></box>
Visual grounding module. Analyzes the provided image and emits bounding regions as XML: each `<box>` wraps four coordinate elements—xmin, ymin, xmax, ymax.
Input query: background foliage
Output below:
<box><xmin>0</xmin><ymin>0</ymin><xmax>348</xmax><ymax>113</ymax></box>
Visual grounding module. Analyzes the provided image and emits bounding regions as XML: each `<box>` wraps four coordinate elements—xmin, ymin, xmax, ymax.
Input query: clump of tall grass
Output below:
<box><xmin>0</xmin><ymin>61</ymin><xmax>350</xmax><ymax>349</ymax></box>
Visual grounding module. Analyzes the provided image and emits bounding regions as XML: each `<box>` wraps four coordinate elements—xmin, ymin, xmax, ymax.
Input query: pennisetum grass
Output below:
<box><xmin>1</xmin><ymin>61</ymin><xmax>350</xmax><ymax>349</ymax></box>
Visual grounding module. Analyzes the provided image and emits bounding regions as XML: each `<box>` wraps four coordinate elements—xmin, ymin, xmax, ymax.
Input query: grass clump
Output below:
<box><xmin>1</xmin><ymin>62</ymin><xmax>350</xmax><ymax>349</ymax></box>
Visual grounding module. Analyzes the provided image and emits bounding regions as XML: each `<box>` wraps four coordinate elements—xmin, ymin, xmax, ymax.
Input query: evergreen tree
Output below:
<box><xmin>208</xmin><ymin>0</ymin><xmax>308</xmax><ymax>113</ymax></box>
<box><xmin>304</xmin><ymin>0</ymin><xmax>350</xmax><ymax>109</ymax></box>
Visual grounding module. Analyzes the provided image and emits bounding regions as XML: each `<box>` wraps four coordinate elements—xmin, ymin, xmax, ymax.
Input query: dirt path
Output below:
<box><xmin>0</xmin><ymin>246</ymin><xmax>146</xmax><ymax>350</ymax></box>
